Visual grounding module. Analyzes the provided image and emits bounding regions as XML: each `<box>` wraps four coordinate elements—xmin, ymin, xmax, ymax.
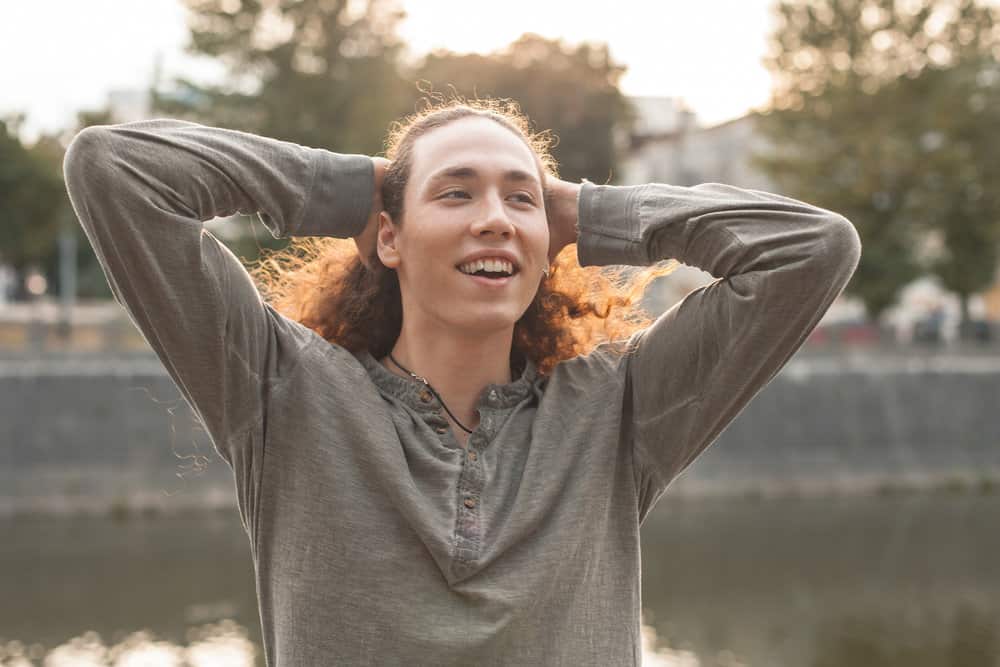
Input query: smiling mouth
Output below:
<box><xmin>454</xmin><ymin>263</ymin><xmax>519</xmax><ymax>280</ymax></box>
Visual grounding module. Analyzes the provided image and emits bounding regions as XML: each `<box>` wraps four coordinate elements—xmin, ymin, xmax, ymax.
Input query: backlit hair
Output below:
<box><xmin>248</xmin><ymin>95</ymin><xmax>678</xmax><ymax>376</ymax></box>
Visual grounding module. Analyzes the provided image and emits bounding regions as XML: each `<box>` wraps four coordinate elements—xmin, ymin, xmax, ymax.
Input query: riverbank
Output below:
<box><xmin>3</xmin><ymin>350</ymin><xmax>999</xmax><ymax>516</ymax></box>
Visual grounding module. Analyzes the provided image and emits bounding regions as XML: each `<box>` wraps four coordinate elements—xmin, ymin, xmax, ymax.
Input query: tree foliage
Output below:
<box><xmin>899</xmin><ymin>57</ymin><xmax>1000</xmax><ymax>324</ymax></box>
<box><xmin>0</xmin><ymin>114</ymin><xmax>66</xmax><ymax>284</ymax></box>
<box><xmin>157</xmin><ymin>3</ymin><xmax>633</xmax><ymax>185</ymax></box>
<box><xmin>754</xmin><ymin>0</ymin><xmax>1000</xmax><ymax>324</ymax></box>
<box><xmin>155</xmin><ymin>0</ymin><xmax>412</xmax><ymax>155</ymax></box>
<box><xmin>410</xmin><ymin>33</ymin><xmax>634</xmax><ymax>184</ymax></box>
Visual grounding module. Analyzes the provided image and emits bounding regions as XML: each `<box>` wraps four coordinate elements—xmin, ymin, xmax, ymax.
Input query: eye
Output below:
<box><xmin>439</xmin><ymin>189</ymin><xmax>536</xmax><ymax>205</ymax></box>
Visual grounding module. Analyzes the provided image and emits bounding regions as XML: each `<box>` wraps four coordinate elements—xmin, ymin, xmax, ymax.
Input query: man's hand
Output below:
<box><xmin>353</xmin><ymin>157</ymin><xmax>390</xmax><ymax>270</ymax></box>
<box><xmin>545</xmin><ymin>176</ymin><xmax>582</xmax><ymax>265</ymax></box>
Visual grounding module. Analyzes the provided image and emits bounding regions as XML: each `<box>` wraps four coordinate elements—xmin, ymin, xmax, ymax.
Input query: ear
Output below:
<box><xmin>376</xmin><ymin>210</ymin><xmax>401</xmax><ymax>269</ymax></box>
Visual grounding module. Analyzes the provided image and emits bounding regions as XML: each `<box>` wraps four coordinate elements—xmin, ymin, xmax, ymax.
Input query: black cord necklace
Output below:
<box><xmin>387</xmin><ymin>352</ymin><xmax>474</xmax><ymax>434</ymax></box>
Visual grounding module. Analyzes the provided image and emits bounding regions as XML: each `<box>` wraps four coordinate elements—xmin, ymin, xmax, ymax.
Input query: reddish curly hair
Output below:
<box><xmin>248</xmin><ymin>95</ymin><xmax>678</xmax><ymax>376</ymax></box>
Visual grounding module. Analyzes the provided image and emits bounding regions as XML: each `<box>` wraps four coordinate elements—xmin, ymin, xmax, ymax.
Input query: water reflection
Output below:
<box><xmin>811</xmin><ymin>603</ymin><xmax>1000</xmax><ymax>667</ymax></box>
<box><xmin>641</xmin><ymin>492</ymin><xmax>1000</xmax><ymax>666</ymax></box>
<box><xmin>2</xmin><ymin>492</ymin><xmax>997</xmax><ymax>666</ymax></box>
<box><xmin>0</xmin><ymin>621</ymin><xmax>695</xmax><ymax>666</ymax></box>
<box><xmin>0</xmin><ymin>621</ymin><xmax>255</xmax><ymax>666</ymax></box>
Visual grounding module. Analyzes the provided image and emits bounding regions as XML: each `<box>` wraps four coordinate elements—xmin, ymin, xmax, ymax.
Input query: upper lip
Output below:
<box><xmin>455</xmin><ymin>249</ymin><xmax>521</xmax><ymax>274</ymax></box>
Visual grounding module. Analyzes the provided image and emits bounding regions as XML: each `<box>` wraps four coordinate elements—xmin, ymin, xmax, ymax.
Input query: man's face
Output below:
<box><xmin>379</xmin><ymin>116</ymin><xmax>550</xmax><ymax>335</ymax></box>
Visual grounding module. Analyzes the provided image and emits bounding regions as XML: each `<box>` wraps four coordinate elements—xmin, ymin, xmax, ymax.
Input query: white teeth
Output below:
<box><xmin>458</xmin><ymin>258</ymin><xmax>514</xmax><ymax>276</ymax></box>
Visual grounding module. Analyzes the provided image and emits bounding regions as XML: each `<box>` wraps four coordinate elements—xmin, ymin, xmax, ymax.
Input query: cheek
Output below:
<box><xmin>528</xmin><ymin>218</ymin><xmax>550</xmax><ymax>255</ymax></box>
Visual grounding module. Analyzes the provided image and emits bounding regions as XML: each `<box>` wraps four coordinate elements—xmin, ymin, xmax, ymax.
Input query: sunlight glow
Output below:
<box><xmin>0</xmin><ymin>618</ymin><xmax>718</xmax><ymax>666</ymax></box>
<box><xmin>1</xmin><ymin>0</ymin><xmax>777</xmax><ymax>143</ymax></box>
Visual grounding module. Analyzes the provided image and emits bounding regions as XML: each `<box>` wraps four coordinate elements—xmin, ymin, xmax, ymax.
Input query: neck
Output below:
<box><xmin>381</xmin><ymin>316</ymin><xmax>515</xmax><ymax>430</ymax></box>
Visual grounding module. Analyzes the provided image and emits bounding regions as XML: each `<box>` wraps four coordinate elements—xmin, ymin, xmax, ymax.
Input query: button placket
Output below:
<box><xmin>455</xmin><ymin>493</ymin><xmax>480</xmax><ymax>558</ymax></box>
<box><xmin>453</xmin><ymin>431</ymin><xmax>485</xmax><ymax>560</ymax></box>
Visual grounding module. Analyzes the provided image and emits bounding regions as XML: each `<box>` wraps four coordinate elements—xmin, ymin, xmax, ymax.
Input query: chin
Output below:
<box><xmin>450</xmin><ymin>308</ymin><xmax>521</xmax><ymax>334</ymax></box>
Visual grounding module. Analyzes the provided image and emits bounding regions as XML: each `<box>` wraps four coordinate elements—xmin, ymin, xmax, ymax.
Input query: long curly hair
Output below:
<box><xmin>248</xmin><ymin>96</ymin><xmax>679</xmax><ymax>376</ymax></box>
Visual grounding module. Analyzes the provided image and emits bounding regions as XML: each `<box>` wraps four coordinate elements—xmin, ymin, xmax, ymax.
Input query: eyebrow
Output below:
<box><xmin>425</xmin><ymin>166</ymin><xmax>541</xmax><ymax>189</ymax></box>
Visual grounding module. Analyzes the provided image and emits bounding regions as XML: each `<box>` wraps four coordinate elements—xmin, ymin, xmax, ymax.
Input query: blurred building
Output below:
<box><xmin>618</xmin><ymin>96</ymin><xmax>999</xmax><ymax>339</ymax></box>
<box><xmin>615</xmin><ymin>99</ymin><xmax>859</xmax><ymax>325</ymax></box>
<box><xmin>618</xmin><ymin>101</ymin><xmax>774</xmax><ymax>191</ymax></box>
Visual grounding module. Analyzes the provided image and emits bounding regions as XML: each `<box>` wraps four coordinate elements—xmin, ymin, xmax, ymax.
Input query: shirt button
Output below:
<box><xmin>463</xmin><ymin>497</ymin><xmax>476</xmax><ymax>509</ymax></box>
<box><xmin>418</xmin><ymin>389</ymin><xmax>433</xmax><ymax>403</ymax></box>
<box><xmin>468</xmin><ymin>450</ymin><xmax>477</xmax><ymax>461</ymax></box>
<box><xmin>489</xmin><ymin>389</ymin><xmax>498</xmax><ymax>401</ymax></box>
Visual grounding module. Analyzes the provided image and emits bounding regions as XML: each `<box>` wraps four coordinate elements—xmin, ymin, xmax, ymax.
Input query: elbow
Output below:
<box><xmin>821</xmin><ymin>213</ymin><xmax>862</xmax><ymax>278</ymax></box>
<box><xmin>63</xmin><ymin>126</ymin><xmax>118</xmax><ymax>195</ymax></box>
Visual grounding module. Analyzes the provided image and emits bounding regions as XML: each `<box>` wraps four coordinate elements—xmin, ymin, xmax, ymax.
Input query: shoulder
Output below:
<box><xmin>544</xmin><ymin>337</ymin><xmax>636</xmax><ymax>397</ymax></box>
<box><xmin>267</xmin><ymin>307</ymin><xmax>371</xmax><ymax>386</ymax></box>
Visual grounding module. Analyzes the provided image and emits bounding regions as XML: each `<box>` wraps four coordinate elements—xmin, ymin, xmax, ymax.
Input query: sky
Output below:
<box><xmin>1</xmin><ymin>0</ymin><xmax>779</xmax><ymax>145</ymax></box>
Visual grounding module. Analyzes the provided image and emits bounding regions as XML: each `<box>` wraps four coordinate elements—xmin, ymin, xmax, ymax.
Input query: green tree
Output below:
<box><xmin>0</xmin><ymin>113</ymin><xmax>67</xmax><ymax>299</ymax></box>
<box><xmin>411</xmin><ymin>33</ymin><xmax>635</xmax><ymax>184</ymax></box>
<box><xmin>898</xmin><ymin>57</ymin><xmax>1000</xmax><ymax>332</ymax></box>
<box><xmin>155</xmin><ymin>0</ymin><xmax>412</xmax><ymax>155</ymax></box>
<box><xmin>147</xmin><ymin>0</ymin><xmax>415</xmax><ymax>264</ymax></box>
<box><xmin>754</xmin><ymin>0</ymin><xmax>1000</xmax><ymax>327</ymax></box>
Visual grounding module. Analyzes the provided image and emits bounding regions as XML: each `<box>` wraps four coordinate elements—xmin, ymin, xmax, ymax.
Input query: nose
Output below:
<box><xmin>470</xmin><ymin>189</ymin><xmax>515</xmax><ymax>238</ymax></box>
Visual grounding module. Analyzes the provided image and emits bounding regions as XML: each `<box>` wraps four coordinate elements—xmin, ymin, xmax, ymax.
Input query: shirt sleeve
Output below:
<box><xmin>575</xmin><ymin>180</ymin><xmax>862</xmax><ymax>522</ymax></box>
<box><xmin>62</xmin><ymin>118</ymin><xmax>374</xmax><ymax>476</ymax></box>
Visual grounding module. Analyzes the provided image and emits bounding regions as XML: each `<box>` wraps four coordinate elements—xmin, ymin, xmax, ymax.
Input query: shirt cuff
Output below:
<box><xmin>291</xmin><ymin>149</ymin><xmax>374</xmax><ymax>238</ymax></box>
<box><xmin>575</xmin><ymin>179</ymin><xmax>649</xmax><ymax>267</ymax></box>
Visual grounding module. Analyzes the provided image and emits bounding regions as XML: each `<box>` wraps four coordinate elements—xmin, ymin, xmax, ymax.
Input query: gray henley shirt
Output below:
<box><xmin>63</xmin><ymin>118</ymin><xmax>861</xmax><ymax>666</ymax></box>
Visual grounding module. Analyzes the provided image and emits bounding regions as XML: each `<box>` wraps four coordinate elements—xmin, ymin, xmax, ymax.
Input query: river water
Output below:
<box><xmin>2</xmin><ymin>491</ymin><xmax>997</xmax><ymax>666</ymax></box>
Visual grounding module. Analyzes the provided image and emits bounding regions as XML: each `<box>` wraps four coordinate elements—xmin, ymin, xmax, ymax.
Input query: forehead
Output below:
<box><xmin>410</xmin><ymin>116</ymin><xmax>541</xmax><ymax>190</ymax></box>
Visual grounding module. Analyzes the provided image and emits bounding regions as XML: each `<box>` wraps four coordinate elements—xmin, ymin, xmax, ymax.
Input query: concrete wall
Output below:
<box><xmin>0</xmin><ymin>357</ymin><xmax>233</xmax><ymax>515</ymax></box>
<box><xmin>2</xmin><ymin>354</ymin><xmax>998</xmax><ymax>515</ymax></box>
<box><xmin>666</xmin><ymin>354</ymin><xmax>1000</xmax><ymax>498</ymax></box>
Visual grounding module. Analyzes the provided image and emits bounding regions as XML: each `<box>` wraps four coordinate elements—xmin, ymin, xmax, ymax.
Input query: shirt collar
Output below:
<box><xmin>356</xmin><ymin>349</ymin><xmax>539</xmax><ymax>413</ymax></box>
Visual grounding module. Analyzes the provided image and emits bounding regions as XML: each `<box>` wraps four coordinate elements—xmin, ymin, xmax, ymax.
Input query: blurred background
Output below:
<box><xmin>1</xmin><ymin>0</ymin><xmax>999</xmax><ymax>665</ymax></box>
